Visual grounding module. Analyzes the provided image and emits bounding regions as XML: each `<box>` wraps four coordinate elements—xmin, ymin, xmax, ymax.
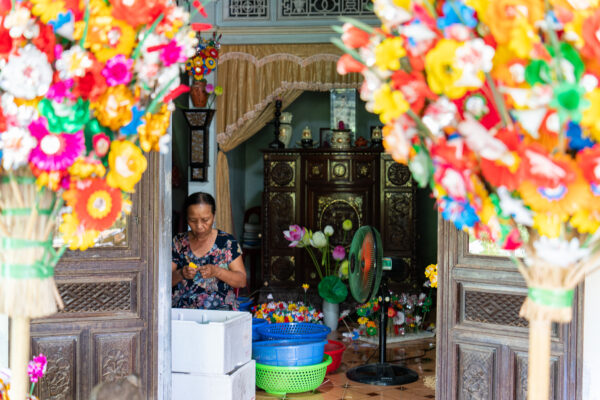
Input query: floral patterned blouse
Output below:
<box><xmin>172</xmin><ymin>230</ymin><xmax>242</xmax><ymax>310</ymax></box>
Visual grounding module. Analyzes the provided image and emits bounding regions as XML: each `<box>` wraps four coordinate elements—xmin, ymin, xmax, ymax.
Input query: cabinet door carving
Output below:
<box><xmin>261</xmin><ymin>149</ymin><xmax>416</xmax><ymax>290</ymax></box>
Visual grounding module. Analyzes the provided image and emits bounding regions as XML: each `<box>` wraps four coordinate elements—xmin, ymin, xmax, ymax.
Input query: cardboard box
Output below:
<box><xmin>172</xmin><ymin>360</ymin><xmax>256</xmax><ymax>400</ymax></box>
<box><xmin>172</xmin><ymin>308</ymin><xmax>252</xmax><ymax>374</ymax></box>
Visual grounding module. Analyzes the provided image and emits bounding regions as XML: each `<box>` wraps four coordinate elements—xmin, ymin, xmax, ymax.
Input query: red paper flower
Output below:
<box><xmin>111</xmin><ymin>0</ymin><xmax>166</xmax><ymax>29</ymax></box>
<box><xmin>71</xmin><ymin>178</ymin><xmax>123</xmax><ymax>231</ymax></box>
<box><xmin>72</xmin><ymin>58</ymin><xmax>108</xmax><ymax>102</ymax></box>
<box><xmin>391</xmin><ymin>70</ymin><xmax>436</xmax><ymax>113</ymax></box>
<box><xmin>520</xmin><ymin>144</ymin><xmax>576</xmax><ymax>188</ymax></box>
<box><xmin>577</xmin><ymin>144</ymin><xmax>600</xmax><ymax>186</ymax></box>
<box><xmin>452</xmin><ymin>86</ymin><xmax>500</xmax><ymax>130</ymax></box>
<box><xmin>341</xmin><ymin>23</ymin><xmax>371</xmax><ymax>49</ymax></box>
<box><xmin>582</xmin><ymin>10</ymin><xmax>600</xmax><ymax>61</ymax></box>
<box><xmin>337</xmin><ymin>54</ymin><xmax>365</xmax><ymax>75</ymax></box>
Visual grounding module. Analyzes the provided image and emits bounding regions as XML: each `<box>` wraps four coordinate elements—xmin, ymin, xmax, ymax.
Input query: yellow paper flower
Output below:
<box><xmin>68</xmin><ymin>158</ymin><xmax>106</xmax><ymax>179</ymax></box>
<box><xmin>74</xmin><ymin>16</ymin><xmax>136</xmax><ymax>63</ymax></box>
<box><xmin>571</xmin><ymin>209</ymin><xmax>600</xmax><ymax>234</ymax></box>
<box><xmin>465</xmin><ymin>0</ymin><xmax>491</xmax><ymax>24</ymax></box>
<box><xmin>425</xmin><ymin>39</ymin><xmax>469</xmax><ymax>99</ymax></box>
<box><xmin>288</xmin><ymin>304</ymin><xmax>297</xmax><ymax>311</ymax></box>
<box><xmin>373</xmin><ymin>83</ymin><xmax>409</xmax><ymax>124</ymax></box>
<box><xmin>374</xmin><ymin>37</ymin><xmax>406</xmax><ymax>71</ymax></box>
<box><xmin>519</xmin><ymin>178</ymin><xmax>590</xmax><ymax>215</ymax></box>
<box><xmin>59</xmin><ymin>213</ymin><xmax>100</xmax><ymax>251</ymax></box>
<box><xmin>92</xmin><ymin>85</ymin><xmax>135</xmax><ymax>131</ymax></box>
<box><xmin>106</xmin><ymin>140</ymin><xmax>148</xmax><ymax>193</ymax></box>
<box><xmin>138</xmin><ymin>105</ymin><xmax>171</xmax><ymax>152</ymax></box>
<box><xmin>508</xmin><ymin>17</ymin><xmax>540</xmax><ymax>59</ymax></box>
<box><xmin>581</xmin><ymin>89</ymin><xmax>600</xmax><ymax>140</ymax></box>
<box><xmin>302</xmin><ymin>283</ymin><xmax>309</xmax><ymax>291</ymax></box>
<box><xmin>30</xmin><ymin>0</ymin><xmax>66</xmax><ymax>23</ymax></box>
<box><xmin>532</xmin><ymin>212</ymin><xmax>567</xmax><ymax>238</ymax></box>
<box><xmin>35</xmin><ymin>171</ymin><xmax>64</xmax><ymax>191</ymax></box>
<box><xmin>358</xmin><ymin>316</ymin><xmax>369</xmax><ymax>325</ymax></box>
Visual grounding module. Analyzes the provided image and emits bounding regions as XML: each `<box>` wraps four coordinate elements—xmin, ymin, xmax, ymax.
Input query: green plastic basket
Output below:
<box><xmin>256</xmin><ymin>355</ymin><xmax>332</xmax><ymax>395</ymax></box>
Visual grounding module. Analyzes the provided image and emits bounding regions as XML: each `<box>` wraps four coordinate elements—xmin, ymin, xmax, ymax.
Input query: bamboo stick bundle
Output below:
<box><xmin>0</xmin><ymin>168</ymin><xmax>65</xmax><ymax>400</ymax></box>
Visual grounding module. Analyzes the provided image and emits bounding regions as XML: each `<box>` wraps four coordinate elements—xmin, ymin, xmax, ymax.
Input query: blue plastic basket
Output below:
<box><xmin>252</xmin><ymin>339</ymin><xmax>327</xmax><ymax>366</ymax></box>
<box><xmin>252</xmin><ymin>318</ymin><xmax>268</xmax><ymax>342</ymax></box>
<box><xmin>238</xmin><ymin>297</ymin><xmax>253</xmax><ymax>312</ymax></box>
<box><xmin>257</xmin><ymin>322</ymin><xmax>331</xmax><ymax>341</ymax></box>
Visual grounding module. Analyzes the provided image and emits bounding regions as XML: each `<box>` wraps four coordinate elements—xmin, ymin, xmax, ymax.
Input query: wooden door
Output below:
<box><xmin>437</xmin><ymin>217</ymin><xmax>582</xmax><ymax>400</ymax></box>
<box><xmin>29</xmin><ymin>154</ymin><xmax>163</xmax><ymax>400</ymax></box>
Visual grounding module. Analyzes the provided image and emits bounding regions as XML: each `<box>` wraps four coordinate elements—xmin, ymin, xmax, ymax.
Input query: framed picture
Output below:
<box><xmin>182</xmin><ymin>109</ymin><xmax>215</xmax><ymax>182</ymax></box>
<box><xmin>330</xmin><ymin>89</ymin><xmax>356</xmax><ymax>133</ymax></box>
<box><xmin>319</xmin><ymin>128</ymin><xmax>332</xmax><ymax>148</ymax></box>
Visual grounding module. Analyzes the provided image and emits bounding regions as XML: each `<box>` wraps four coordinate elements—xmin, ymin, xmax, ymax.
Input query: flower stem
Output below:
<box><xmin>485</xmin><ymin>73</ymin><xmax>511</xmax><ymax>128</ymax></box>
<box><xmin>305</xmin><ymin>247</ymin><xmax>323</xmax><ymax>280</ymax></box>
<box><xmin>406</xmin><ymin>109</ymin><xmax>434</xmax><ymax>140</ymax></box>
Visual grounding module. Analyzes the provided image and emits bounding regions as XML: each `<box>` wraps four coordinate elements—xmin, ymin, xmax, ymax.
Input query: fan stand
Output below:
<box><xmin>346</xmin><ymin>281</ymin><xmax>419</xmax><ymax>386</ymax></box>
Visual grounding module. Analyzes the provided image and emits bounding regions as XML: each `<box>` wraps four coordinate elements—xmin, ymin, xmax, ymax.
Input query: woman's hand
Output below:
<box><xmin>182</xmin><ymin>264</ymin><xmax>199</xmax><ymax>280</ymax></box>
<box><xmin>198</xmin><ymin>264</ymin><xmax>220</xmax><ymax>279</ymax></box>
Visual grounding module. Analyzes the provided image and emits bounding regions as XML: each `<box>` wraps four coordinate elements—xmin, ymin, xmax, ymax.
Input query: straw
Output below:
<box><xmin>0</xmin><ymin>169</ymin><xmax>65</xmax><ymax>400</ymax></box>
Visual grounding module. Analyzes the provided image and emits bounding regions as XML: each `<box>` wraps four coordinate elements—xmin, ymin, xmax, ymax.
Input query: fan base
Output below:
<box><xmin>346</xmin><ymin>363</ymin><xmax>419</xmax><ymax>386</ymax></box>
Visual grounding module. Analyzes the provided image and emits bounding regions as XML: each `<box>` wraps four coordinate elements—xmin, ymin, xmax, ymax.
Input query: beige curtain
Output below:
<box><xmin>215</xmin><ymin>44</ymin><xmax>362</xmax><ymax>234</ymax></box>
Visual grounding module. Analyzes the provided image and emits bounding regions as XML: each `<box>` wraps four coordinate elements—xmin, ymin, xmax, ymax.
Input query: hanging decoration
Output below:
<box><xmin>335</xmin><ymin>1</ymin><xmax>600</xmax><ymax>398</ymax></box>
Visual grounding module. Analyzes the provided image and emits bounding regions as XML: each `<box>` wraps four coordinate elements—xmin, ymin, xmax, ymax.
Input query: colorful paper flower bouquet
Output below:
<box><xmin>253</xmin><ymin>300</ymin><xmax>324</xmax><ymax>324</ymax></box>
<box><xmin>0</xmin><ymin>0</ymin><xmax>205</xmax><ymax>397</ymax></box>
<box><xmin>335</xmin><ymin>0</ymin><xmax>600</xmax><ymax>397</ymax></box>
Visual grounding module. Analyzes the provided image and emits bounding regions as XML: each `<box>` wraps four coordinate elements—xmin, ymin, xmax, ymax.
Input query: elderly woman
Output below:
<box><xmin>171</xmin><ymin>192</ymin><xmax>246</xmax><ymax>310</ymax></box>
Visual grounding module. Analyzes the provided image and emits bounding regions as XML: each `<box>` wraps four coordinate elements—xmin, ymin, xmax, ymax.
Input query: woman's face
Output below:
<box><xmin>187</xmin><ymin>204</ymin><xmax>214</xmax><ymax>238</ymax></box>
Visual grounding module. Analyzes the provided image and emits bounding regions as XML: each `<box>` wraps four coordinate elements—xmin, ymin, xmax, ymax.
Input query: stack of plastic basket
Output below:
<box><xmin>253</xmin><ymin>323</ymin><xmax>332</xmax><ymax>395</ymax></box>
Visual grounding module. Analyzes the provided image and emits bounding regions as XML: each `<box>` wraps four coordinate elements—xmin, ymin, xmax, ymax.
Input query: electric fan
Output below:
<box><xmin>346</xmin><ymin>226</ymin><xmax>419</xmax><ymax>386</ymax></box>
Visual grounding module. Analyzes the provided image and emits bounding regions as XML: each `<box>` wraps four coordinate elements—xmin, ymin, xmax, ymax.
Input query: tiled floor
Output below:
<box><xmin>255</xmin><ymin>333</ymin><xmax>436</xmax><ymax>400</ymax></box>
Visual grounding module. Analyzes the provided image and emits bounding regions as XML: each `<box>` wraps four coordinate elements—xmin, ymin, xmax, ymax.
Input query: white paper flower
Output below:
<box><xmin>324</xmin><ymin>225</ymin><xmax>334</xmax><ymax>236</ymax></box>
<box><xmin>0</xmin><ymin>127</ymin><xmax>37</xmax><ymax>170</ymax></box>
<box><xmin>532</xmin><ymin>236</ymin><xmax>590</xmax><ymax>267</ymax></box>
<box><xmin>393</xmin><ymin>311</ymin><xmax>405</xmax><ymax>326</ymax></box>
<box><xmin>0</xmin><ymin>45</ymin><xmax>52</xmax><ymax>100</ymax></box>
<box><xmin>497</xmin><ymin>187</ymin><xmax>534</xmax><ymax>226</ymax></box>
<box><xmin>1</xmin><ymin>93</ymin><xmax>38</xmax><ymax>128</ymax></box>
<box><xmin>373</xmin><ymin>0</ymin><xmax>412</xmax><ymax>29</ymax></box>
<box><xmin>4</xmin><ymin>6</ymin><xmax>39</xmax><ymax>39</ymax></box>
<box><xmin>55</xmin><ymin>46</ymin><xmax>93</xmax><ymax>79</ymax></box>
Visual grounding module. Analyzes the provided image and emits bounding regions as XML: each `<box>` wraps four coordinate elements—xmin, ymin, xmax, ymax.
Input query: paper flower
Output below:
<box><xmin>28</xmin><ymin>118</ymin><xmax>84</xmax><ymax>171</ymax></box>
<box><xmin>68</xmin><ymin>178</ymin><xmax>123</xmax><ymax>231</ymax></box>
<box><xmin>0</xmin><ymin>127</ymin><xmax>37</xmax><ymax>170</ymax></box>
<box><xmin>332</xmin><ymin>245</ymin><xmax>346</xmax><ymax>261</ymax></box>
<box><xmin>106</xmin><ymin>140</ymin><xmax>147</xmax><ymax>193</ymax></box>
<box><xmin>59</xmin><ymin>212</ymin><xmax>100</xmax><ymax>251</ymax></box>
<box><xmin>0</xmin><ymin>44</ymin><xmax>52</xmax><ymax>99</ymax></box>
<box><xmin>27</xmin><ymin>354</ymin><xmax>47</xmax><ymax>384</ymax></box>
<box><xmin>101</xmin><ymin>54</ymin><xmax>133</xmax><ymax>87</ymax></box>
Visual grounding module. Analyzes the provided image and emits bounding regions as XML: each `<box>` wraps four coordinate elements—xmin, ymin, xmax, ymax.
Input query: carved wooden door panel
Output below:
<box><xmin>29</xmin><ymin>156</ymin><xmax>160</xmax><ymax>400</ymax></box>
<box><xmin>437</xmin><ymin>218</ymin><xmax>582</xmax><ymax>400</ymax></box>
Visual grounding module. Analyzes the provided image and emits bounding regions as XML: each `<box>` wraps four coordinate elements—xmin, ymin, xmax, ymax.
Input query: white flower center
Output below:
<box><xmin>93</xmin><ymin>196</ymin><xmax>107</xmax><ymax>212</ymax></box>
<box><xmin>115</xmin><ymin>155</ymin><xmax>134</xmax><ymax>178</ymax></box>
<box><xmin>40</xmin><ymin>135</ymin><xmax>61</xmax><ymax>155</ymax></box>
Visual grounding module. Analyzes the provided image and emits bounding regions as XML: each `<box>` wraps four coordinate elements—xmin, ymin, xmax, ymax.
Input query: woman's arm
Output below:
<box><xmin>172</xmin><ymin>262</ymin><xmax>184</xmax><ymax>287</ymax></box>
<box><xmin>199</xmin><ymin>257</ymin><xmax>247</xmax><ymax>288</ymax></box>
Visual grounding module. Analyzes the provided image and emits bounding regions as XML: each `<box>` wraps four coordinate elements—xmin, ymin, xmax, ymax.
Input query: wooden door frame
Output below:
<box><xmin>436</xmin><ymin>215</ymin><xmax>583</xmax><ymax>399</ymax></box>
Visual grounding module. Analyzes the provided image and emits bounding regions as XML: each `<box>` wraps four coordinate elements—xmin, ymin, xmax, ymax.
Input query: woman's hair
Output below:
<box><xmin>184</xmin><ymin>192</ymin><xmax>216</xmax><ymax>215</ymax></box>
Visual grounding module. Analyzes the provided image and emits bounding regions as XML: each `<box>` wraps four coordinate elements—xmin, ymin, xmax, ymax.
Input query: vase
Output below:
<box><xmin>190</xmin><ymin>80</ymin><xmax>208</xmax><ymax>108</ymax></box>
<box><xmin>278</xmin><ymin>112</ymin><xmax>293</xmax><ymax>148</ymax></box>
<box><xmin>322</xmin><ymin>299</ymin><xmax>339</xmax><ymax>332</ymax></box>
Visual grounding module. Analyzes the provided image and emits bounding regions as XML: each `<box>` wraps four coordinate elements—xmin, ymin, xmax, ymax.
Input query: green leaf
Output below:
<box><xmin>318</xmin><ymin>275</ymin><xmax>348</xmax><ymax>304</ymax></box>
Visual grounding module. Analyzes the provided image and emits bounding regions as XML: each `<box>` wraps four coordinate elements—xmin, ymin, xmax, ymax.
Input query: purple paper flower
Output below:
<box><xmin>27</xmin><ymin>354</ymin><xmax>47</xmax><ymax>383</ymax></box>
<box><xmin>205</xmin><ymin>83</ymin><xmax>215</xmax><ymax>93</ymax></box>
<box><xmin>332</xmin><ymin>245</ymin><xmax>346</xmax><ymax>261</ymax></box>
<box><xmin>101</xmin><ymin>54</ymin><xmax>133</xmax><ymax>86</ymax></box>
<box><xmin>283</xmin><ymin>225</ymin><xmax>305</xmax><ymax>247</ymax></box>
<box><xmin>46</xmin><ymin>79</ymin><xmax>74</xmax><ymax>102</ymax></box>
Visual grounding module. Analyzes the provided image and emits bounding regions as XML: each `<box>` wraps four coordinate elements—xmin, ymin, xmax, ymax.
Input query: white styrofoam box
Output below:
<box><xmin>171</xmin><ymin>308</ymin><xmax>252</xmax><ymax>374</ymax></box>
<box><xmin>172</xmin><ymin>359</ymin><xmax>256</xmax><ymax>400</ymax></box>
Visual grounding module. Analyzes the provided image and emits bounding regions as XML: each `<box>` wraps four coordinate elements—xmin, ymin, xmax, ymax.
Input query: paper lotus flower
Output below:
<box><xmin>0</xmin><ymin>0</ymin><xmax>203</xmax><ymax>252</ymax></box>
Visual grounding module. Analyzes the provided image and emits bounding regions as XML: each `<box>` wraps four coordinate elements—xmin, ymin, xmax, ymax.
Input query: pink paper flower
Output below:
<box><xmin>28</xmin><ymin>117</ymin><xmax>84</xmax><ymax>171</ymax></box>
<box><xmin>27</xmin><ymin>353</ymin><xmax>47</xmax><ymax>383</ymax></box>
<box><xmin>283</xmin><ymin>224</ymin><xmax>305</xmax><ymax>247</ymax></box>
<box><xmin>332</xmin><ymin>245</ymin><xmax>346</xmax><ymax>261</ymax></box>
<box><xmin>101</xmin><ymin>54</ymin><xmax>133</xmax><ymax>86</ymax></box>
<box><xmin>46</xmin><ymin>79</ymin><xmax>74</xmax><ymax>102</ymax></box>
<box><xmin>160</xmin><ymin>40</ymin><xmax>187</xmax><ymax>67</ymax></box>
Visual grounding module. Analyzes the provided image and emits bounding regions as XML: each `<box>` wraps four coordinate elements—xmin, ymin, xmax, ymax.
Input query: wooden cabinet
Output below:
<box><xmin>261</xmin><ymin>149</ymin><xmax>417</xmax><ymax>289</ymax></box>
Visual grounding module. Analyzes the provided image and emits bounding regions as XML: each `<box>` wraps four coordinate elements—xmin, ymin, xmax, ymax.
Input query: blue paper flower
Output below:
<box><xmin>439</xmin><ymin>196</ymin><xmax>479</xmax><ymax>230</ymax></box>
<box><xmin>566</xmin><ymin>121</ymin><xmax>594</xmax><ymax>150</ymax></box>
<box><xmin>120</xmin><ymin>106</ymin><xmax>146</xmax><ymax>136</ymax></box>
<box><xmin>437</xmin><ymin>1</ymin><xmax>478</xmax><ymax>30</ymax></box>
